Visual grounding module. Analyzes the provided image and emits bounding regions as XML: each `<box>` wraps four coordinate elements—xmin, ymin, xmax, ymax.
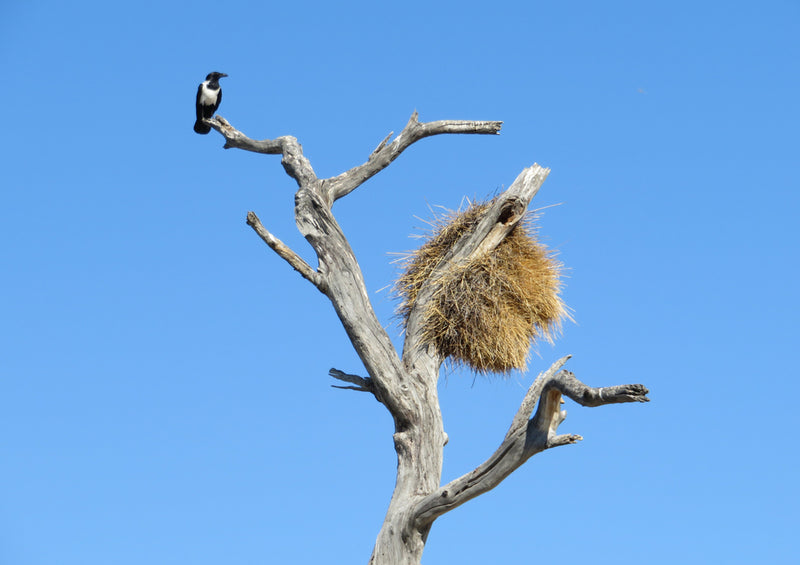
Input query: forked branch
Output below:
<box><xmin>208</xmin><ymin>112</ymin><xmax>501</xmax><ymax>205</ymax></box>
<box><xmin>325</xmin><ymin>111</ymin><xmax>503</xmax><ymax>201</ymax></box>
<box><xmin>207</xmin><ymin>116</ymin><xmax>318</xmax><ymax>188</ymax></box>
<box><xmin>413</xmin><ymin>357</ymin><xmax>649</xmax><ymax>527</ymax></box>
<box><xmin>329</xmin><ymin>368</ymin><xmax>374</xmax><ymax>394</ymax></box>
<box><xmin>201</xmin><ymin>110</ymin><xmax>648</xmax><ymax>565</ymax></box>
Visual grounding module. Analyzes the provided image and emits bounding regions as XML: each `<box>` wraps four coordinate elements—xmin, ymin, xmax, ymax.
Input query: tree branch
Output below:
<box><xmin>412</xmin><ymin>357</ymin><xmax>649</xmax><ymax>527</ymax></box>
<box><xmin>506</xmin><ymin>354</ymin><xmax>571</xmax><ymax>441</ymax></box>
<box><xmin>208</xmin><ymin>116</ymin><xmax>318</xmax><ymax>188</ymax></box>
<box><xmin>209</xmin><ymin>112</ymin><xmax>499</xmax><ymax>208</ymax></box>
<box><xmin>324</xmin><ymin>111</ymin><xmax>502</xmax><ymax>202</ymax></box>
<box><xmin>207</xmin><ymin>116</ymin><xmax>284</xmax><ymax>154</ymax></box>
<box><xmin>246</xmin><ymin>211</ymin><xmax>323</xmax><ymax>290</ymax></box>
<box><xmin>329</xmin><ymin>368</ymin><xmax>374</xmax><ymax>394</ymax></box>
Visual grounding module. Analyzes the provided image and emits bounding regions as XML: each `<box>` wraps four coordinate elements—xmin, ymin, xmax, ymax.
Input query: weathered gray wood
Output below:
<box><xmin>329</xmin><ymin>368</ymin><xmax>373</xmax><ymax>393</ymax></box>
<box><xmin>323</xmin><ymin>111</ymin><xmax>503</xmax><ymax>202</ymax></box>
<box><xmin>204</xmin><ymin>112</ymin><xmax>649</xmax><ymax>565</ymax></box>
<box><xmin>413</xmin><ymin>357</ymin><xmax>649</xmax><ymax>526</ymax></box>
<box><xmin>246</xmin><ymin>211</ymin><xmax>321</xmax><ymax>289</ymax></box>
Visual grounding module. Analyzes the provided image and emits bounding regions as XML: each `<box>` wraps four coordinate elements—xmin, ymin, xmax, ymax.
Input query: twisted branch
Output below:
<box><xmin>209</xmin><ymin>111</ymin><xmax>501</xmax><ymax>204</ymax></box>
<box><xmin>413</xmin><ymin>357</ymin><xmax>649</xmax><ymax>527</ymax></box>
<box><xmin>207</xmin><ymin>116</ymin><xmax>318</xmax><ymax>188</ymax></box>
<box><xmin>324</xmin><ymin>111</ymin><xmax>502</xmax><ymax>201</ymax></box>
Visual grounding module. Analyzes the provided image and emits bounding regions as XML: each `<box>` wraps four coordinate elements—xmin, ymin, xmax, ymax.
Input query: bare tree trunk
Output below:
<box><xmin>202</xmin><ymin>112</ymin><xmax>649</xmax><ymax>564</ymax></box>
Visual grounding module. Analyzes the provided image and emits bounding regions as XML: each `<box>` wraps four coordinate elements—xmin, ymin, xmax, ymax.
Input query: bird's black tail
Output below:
<box><xmin>194</xmin><ymin>119</ymin><xmax>211</xmax><ymax>134</ymax></box>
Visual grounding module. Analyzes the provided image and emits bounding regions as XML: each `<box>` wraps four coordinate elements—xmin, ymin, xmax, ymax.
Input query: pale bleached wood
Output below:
<box><xmin>203</xmin><ymin>112</ymin><xmax>648</xmax><ymax>565</ymax></box>
<box><xmin>413</xmin><ymin>358</ymin><xmax>649</xmax><ymax>527</ymax></box>
<box><xmin>245</xmin><ymin>211</ymin><xmax>321</xmax><ymax>289</ymax></box>
<box><xmin>329</xmin><ymin>368</ymin><xmax>373</xmax><ymax>393</ymax></box>
<box><xmin>325</xmin><ymin>111</ymin><xmax>503</xmax><ymax>202</ymax></box>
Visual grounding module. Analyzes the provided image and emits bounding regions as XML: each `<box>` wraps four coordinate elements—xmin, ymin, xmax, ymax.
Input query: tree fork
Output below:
<box><xmin>204</xmin><ymin>112</ymin><xmax>649</xmax><ymax>564</ymax></box>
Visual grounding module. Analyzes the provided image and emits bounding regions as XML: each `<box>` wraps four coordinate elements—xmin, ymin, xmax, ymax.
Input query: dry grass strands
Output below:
<box><xmin>396</xmin><ymin>201</ymin><xmax>568</xmax><ymax>374</ymax></box>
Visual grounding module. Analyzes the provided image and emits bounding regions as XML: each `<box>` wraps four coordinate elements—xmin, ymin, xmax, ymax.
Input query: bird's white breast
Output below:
<box><xmin>199</xmin><ymin>82</ymin><xmax>219</xmax><ymax>105</ymax></box>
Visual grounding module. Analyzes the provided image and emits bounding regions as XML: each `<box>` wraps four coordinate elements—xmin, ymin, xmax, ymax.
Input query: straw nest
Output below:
<box><xmin>396</xmin><ymin>201</ymin><xmax>568</xmax><ymax>374</ymax></box>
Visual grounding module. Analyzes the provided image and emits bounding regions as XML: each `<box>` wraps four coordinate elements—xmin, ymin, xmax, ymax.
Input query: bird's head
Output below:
<box><xmin>206</xmin><ymin>72</ymin><xmax>228</xmax><ymax>81</ymax></box>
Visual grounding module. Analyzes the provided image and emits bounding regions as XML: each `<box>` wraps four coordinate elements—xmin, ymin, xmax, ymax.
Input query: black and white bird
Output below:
<box><xmin>193</xmin><ymin>72</ymin><xmax>228</xmax><ymax>134</ymax></box>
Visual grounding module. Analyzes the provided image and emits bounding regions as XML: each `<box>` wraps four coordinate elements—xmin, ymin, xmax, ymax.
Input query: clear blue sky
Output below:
<box><xmin>2</xmin><ymin>1</ymin><xmax>798</xmax><ymax>563</ymax></box>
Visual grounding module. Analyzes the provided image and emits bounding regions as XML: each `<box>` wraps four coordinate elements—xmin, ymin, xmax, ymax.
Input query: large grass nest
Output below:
<box><xmin>395</xmin><ymin>201</ymin><xmax>569</xmax><ymax>375</ymax></box>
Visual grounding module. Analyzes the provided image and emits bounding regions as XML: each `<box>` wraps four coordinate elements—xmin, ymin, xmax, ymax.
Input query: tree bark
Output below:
<box><xmin>203</xmin><ymin>112</ymin><xmax>649</xmax><ymax>564</ymax></box>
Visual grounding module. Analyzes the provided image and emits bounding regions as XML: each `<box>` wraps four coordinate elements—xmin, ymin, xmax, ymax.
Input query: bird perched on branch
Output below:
<box><xmin>193</xmin><ymin>72</ymin><xmax>228</xmax><ymax>134</ymax></box>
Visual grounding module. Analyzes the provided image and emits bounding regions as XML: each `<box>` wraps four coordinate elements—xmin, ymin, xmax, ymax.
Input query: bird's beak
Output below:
<box><xmin>220</xmin><ymin>73</ymin><xmax>229</xmax><ymax>77</ymax></box>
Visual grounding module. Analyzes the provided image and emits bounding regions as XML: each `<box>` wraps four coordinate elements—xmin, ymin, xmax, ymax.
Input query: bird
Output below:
<box><xmin>193</xmin><ymin>72</ymin><xmax>228</xmax><ymax>134</ymax></box>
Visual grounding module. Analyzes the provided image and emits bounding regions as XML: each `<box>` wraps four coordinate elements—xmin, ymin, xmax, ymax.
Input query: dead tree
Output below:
<box><xmin>201</xmin><ymin>111</ymin><xmax>649</xmax><ymax>564</ymax></box>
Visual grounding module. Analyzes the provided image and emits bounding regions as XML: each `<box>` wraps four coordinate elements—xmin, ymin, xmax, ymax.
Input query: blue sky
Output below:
<box><xmin>1</xmin><ymin>1</ymin><xmax>798</xmax><ymax>563</ymax></box>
